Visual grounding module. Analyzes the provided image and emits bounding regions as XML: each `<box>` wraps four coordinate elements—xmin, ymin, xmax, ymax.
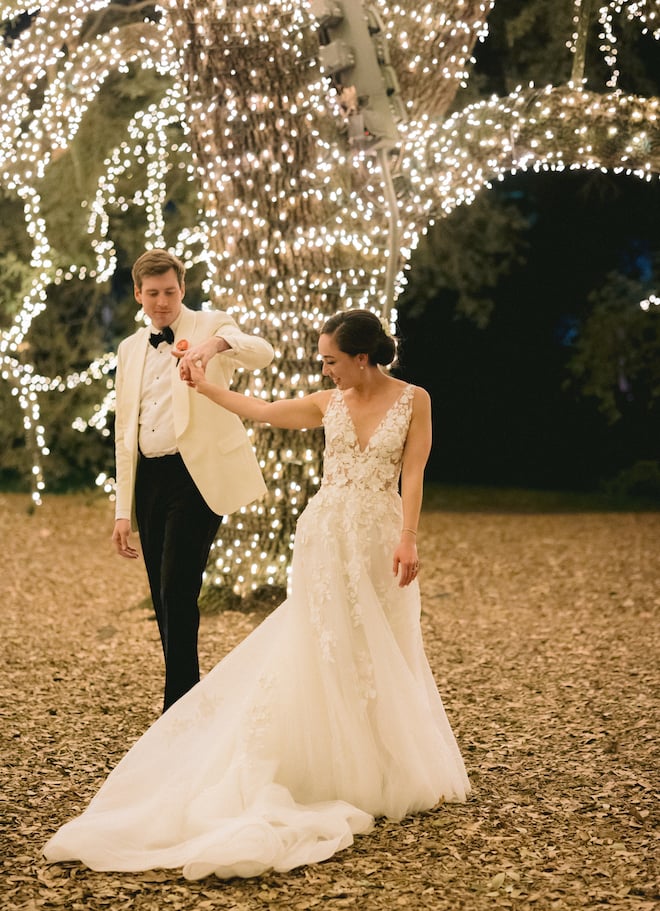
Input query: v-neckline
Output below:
<box><xmin>339</xmin><ymin>385</ymin><xmax>411</xmax><ymax>454</ymax></box>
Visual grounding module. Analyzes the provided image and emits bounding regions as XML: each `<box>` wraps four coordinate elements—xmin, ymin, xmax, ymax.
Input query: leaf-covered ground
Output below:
<box><xmin>1</xmin><ymin>492</ymin><xmax>658</xmax><ymax>911</ymax></box>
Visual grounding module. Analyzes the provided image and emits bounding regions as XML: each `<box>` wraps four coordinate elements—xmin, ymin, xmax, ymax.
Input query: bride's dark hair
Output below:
<box><xmin>321</xmin><ymin>310</ymin><xmax>397</xmax><ymax>366</ymax></box>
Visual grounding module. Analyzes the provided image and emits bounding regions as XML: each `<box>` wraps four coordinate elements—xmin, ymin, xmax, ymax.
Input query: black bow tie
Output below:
<box><xmin>149</xmin><ymin>326</ymin><xmax>175</xmax><ymax>348</ymax></box>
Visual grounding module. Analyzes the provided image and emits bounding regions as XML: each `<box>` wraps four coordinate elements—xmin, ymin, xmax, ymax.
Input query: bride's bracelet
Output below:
<box><xmin>401</xmin><ymin>527</ymin><xmax>417</xmax><ymax>536</ymax></box>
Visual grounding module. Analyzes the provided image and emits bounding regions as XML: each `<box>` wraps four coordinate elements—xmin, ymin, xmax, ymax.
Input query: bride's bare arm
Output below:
<box><xmin>399</xmin><ymin>387</ymin><xmax>432</xmax><ymax>531</ymax></box>
<box><xmin>393</xmin><ymin>386</ymin><xmax>432</xmax><ymax>586</ymax></box>
<box><xmin>188</xmin><ymin>364</ymin><xmax>327</xmax><ymax>430</ymax></box>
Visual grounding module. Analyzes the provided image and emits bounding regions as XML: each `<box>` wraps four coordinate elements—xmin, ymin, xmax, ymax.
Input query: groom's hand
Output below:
<box><xmin>112</xmin><ymin>519</ymin><xmax>139</xmax><ymax>559</ymax></box>
<box><xmin>174</xmin><ymin>336</ymin><xmax>231</xmax><ymax>382</ymax></box>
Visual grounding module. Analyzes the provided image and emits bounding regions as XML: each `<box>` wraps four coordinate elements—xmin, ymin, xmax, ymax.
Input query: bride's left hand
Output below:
<box><xmin>393</xmin><ymin>541</ymin><xmax>420</xmax><ymax>587</ymax></box>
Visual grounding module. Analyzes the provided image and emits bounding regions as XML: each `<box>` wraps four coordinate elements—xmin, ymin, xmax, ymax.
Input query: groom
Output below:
<box><xmin>112</xmin><ymin>249</ymin><xmax>274</xmax><ymax>712</ymax></box>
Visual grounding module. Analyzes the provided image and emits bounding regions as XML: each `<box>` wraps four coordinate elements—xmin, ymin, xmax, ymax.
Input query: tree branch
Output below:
<box><xmin>390</xmin><ymin>0</ymin><xmax>495</xmax><ymax>119</ymax></box>
<box><xmin>421</xmin><ymin>85</ymin><xmax>660</xmax><ymax>218</ymax></box>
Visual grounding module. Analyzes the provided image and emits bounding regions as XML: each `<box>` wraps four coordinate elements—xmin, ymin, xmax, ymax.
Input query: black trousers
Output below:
<box><xmin>135</xmin><ymin>453</ymin><xmax>221</xmax><ymax>712</ymax></box>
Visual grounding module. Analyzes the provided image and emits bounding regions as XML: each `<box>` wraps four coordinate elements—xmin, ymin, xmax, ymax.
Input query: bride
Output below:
<box><xmin>43</xmin><ymin>309</ymin><xmax>470</xmax><ymax>880</ymax></box>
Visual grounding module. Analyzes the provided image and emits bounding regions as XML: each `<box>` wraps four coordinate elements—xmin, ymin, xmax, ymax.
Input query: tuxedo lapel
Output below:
<box><xmin>172</xmin><ymin>307</ymin><xmax>197</xmax><ymax>437</ymax></box>
<box><xmin>121</xmin><ymin>328</ymin><xmax>149</xmax><ymax>453</ymax></box>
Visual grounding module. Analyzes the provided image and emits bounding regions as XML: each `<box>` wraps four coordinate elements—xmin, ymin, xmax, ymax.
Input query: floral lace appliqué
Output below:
<box><xmin>292</xmin><ymin>385</ymin><xmax>415</xmax><ymax>661</ymax></box>
<box><xmin>320</xmin><ymin>384</ymin><xmax>414</xmax><ymax>499</ymax></box>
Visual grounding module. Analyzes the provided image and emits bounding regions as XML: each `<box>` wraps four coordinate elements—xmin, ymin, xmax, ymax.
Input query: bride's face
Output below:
<box><xmin>318</xmin><ymin>333</ymin><xmax>363</xmax><ymax>389</ymax></box>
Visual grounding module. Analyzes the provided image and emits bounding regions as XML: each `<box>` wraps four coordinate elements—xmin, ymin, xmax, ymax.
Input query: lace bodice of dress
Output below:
<box><xmin>320</xmin><ymin>384</ymin><xmax>414</xmax><ymax>497</ymax></box>
<box><xmin>296</xmin><ymin>382</ymin><xmax>416</xmax><ymax>660</ymax></box>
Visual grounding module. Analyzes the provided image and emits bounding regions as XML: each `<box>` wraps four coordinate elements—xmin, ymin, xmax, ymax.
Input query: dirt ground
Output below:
<box><xmin>1</xmin><ymin>492</ymin><xmax>658</xmax><ymax>911</ymax></box>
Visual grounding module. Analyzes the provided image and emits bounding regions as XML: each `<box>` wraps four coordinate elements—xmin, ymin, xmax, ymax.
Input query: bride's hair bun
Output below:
<box><xmin>321</xmin><ymin>309</ymin><xmax>397</xmax><ymax>366</ymax></box>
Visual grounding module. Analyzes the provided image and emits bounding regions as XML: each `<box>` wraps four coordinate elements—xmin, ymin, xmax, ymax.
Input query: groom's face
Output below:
<box><xmin>135</xmin><ymin>268</ymin><xmax>185</xmax><ymax>329</ymax></box>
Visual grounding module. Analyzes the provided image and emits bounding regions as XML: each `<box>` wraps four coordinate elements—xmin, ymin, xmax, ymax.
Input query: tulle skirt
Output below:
<box><xmin>44</xmin><ymin>490</ymin><xmax>470</xmax><ymax>879</ymax></box>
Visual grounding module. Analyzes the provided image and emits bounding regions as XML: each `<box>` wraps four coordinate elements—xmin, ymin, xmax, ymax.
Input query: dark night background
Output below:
<box><xmin>396</xmin><ymin>171</ymin><xmax>660</xmax><ymax>494</ymax></box>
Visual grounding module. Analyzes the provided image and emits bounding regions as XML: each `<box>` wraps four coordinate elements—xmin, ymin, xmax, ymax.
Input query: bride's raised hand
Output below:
<box><xmin>175</xmin><ymin>336</ymin><xmax>230</xmax><ymax>382</ymax></box>
<box><xmin>181</xmin><ymin>354</ymin><xmax>208</xmax><ymax>389</ymax></box>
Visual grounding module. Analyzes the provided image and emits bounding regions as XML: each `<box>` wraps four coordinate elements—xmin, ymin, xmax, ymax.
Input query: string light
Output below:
<box><xmin>0</xmin><ymin>1</ymin><xmax>658</xmax><ymax>585</ymax></box>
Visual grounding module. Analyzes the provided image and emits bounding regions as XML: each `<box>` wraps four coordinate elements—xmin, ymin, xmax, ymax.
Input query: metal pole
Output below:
<box><xmin>378</xmin><ymin>146</ymin><xmax>400</xmax><ymax>319</ymax></box>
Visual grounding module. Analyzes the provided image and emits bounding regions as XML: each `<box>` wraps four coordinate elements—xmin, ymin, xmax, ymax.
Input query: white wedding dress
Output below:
<box><xmin>44</xmin><ymin>384</ymin><xmax>470</xmax><ymax>879</ymax></box>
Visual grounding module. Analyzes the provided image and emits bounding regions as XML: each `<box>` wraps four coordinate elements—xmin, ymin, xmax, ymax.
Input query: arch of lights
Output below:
<box><xmin>0</xmin><ymin>0</ymin><xmax>658</xmax><ymax>593</ymax></box>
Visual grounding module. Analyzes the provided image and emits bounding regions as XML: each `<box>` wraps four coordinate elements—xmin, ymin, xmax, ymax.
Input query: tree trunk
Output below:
<box><xmin>172</xmin><ymin>1</ymin><xmax>398</xmax><ymax>592</ymax></box>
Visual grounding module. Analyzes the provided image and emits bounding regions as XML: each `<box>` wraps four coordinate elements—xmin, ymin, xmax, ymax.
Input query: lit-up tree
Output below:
<box><xmin>1</xmin><ymin>0</ymin><xmax>659</xmax><ymax>592</ymax></box>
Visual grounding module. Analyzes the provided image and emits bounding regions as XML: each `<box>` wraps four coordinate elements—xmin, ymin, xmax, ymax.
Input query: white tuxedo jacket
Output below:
<box><xmin>114</xmin><ymin>306</ymin><xmax>274</xmax><ymax>528</ymax></box>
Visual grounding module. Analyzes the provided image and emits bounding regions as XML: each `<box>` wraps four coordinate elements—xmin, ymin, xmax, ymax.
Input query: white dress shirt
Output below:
<box><xmin>138</xmin><ymin>317</ymin><xmax>181</xmax><ymax>457</ymax></box>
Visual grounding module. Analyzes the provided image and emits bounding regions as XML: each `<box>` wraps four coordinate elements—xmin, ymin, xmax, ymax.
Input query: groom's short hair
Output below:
<box><xmin>132</xmin><ymin>249</ymin><xmax>185</xmax><ymax>290</ymax></box>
